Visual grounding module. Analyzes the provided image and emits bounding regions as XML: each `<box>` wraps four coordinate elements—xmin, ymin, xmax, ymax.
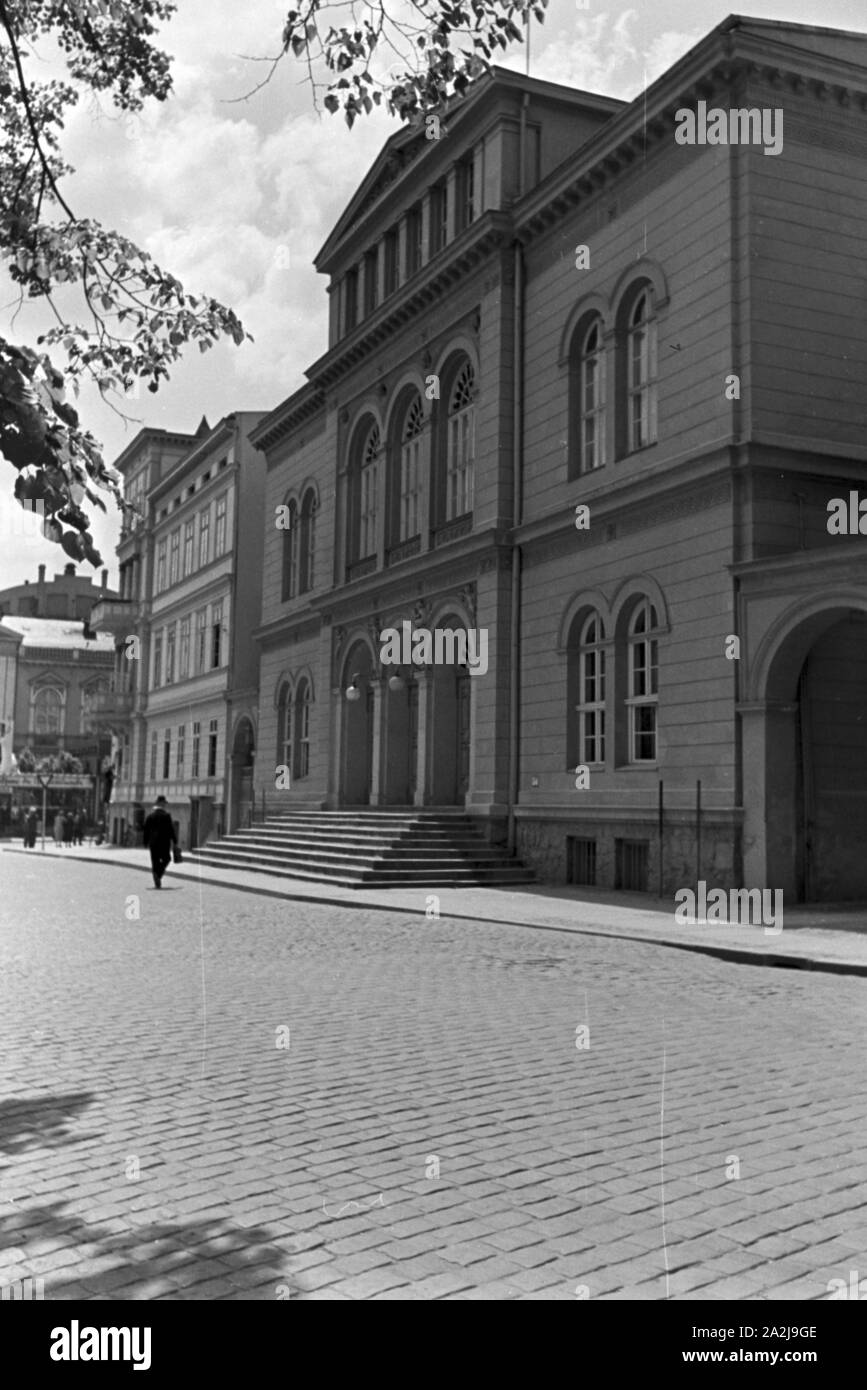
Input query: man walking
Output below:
<box><xmin>142</xmin><ymin>795</ymin><xmax>177</xmax><ymax>890</ymax></box>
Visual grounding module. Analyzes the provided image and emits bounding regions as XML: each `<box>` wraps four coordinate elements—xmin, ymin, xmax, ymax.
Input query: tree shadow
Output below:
<box><xmin>2</xmin><ymin>1199</ymin><xmax>294</xmax><ymax>1300</ymax></box>
<box><xmin>0</xmin><ymin>1093</ymin><xmax>96</xmax><ymax>1157</ymax></box>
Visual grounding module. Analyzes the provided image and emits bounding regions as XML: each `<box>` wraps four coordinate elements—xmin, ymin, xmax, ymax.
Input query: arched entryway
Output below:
<box><xmin>340</xmin><ymin>640</ymin><xmax>375</xmax><ymax>806</ymax></box>
<box><xmin>750</xmin><ymin>605</ymin><xmax>867</xmax><ymax>901</ymax></box>
<box><xmin>229</xmin><ymin>716</ymin><xmax>255</xmax><ymax>831</ymax></box>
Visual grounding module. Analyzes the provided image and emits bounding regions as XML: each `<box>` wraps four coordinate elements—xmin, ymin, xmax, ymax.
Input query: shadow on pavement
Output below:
<box><xmin>0</xmin><ymin>1093</ymin><xmax>95</xmax><ymax>1157</ymax></box>
<box><xmin>1</xmin><ymin>1198</ymin><xmax>293</xmax><ymax>1300</ymax></box>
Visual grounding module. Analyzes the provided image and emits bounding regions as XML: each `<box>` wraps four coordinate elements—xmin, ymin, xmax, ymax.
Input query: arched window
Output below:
<box><xmin>627</xmin><ymin>599</ymin><xmax>659</xmax><ymax>762</ymax></box>
<box><xmin>399</xmin><ymin>395</ymin><xmax>424</xmax><ymax>542</ymax></box>
<box><xmin>300</xmin><ymin>489</ymin><xmax>317</xmax><ymax>594</ymax></box>
<box><xmin>576</xmin><ymin>614</ymin><xmax>606</xmax><ymax>765</ymax></box>
<box><xmin>358</xmin><ymin>424</ymin><xmax>380</xmax><ymax>559</ymax></box>
<box><xmin>295</xmin><ymin>679</ymin><xmax>311</xmax><ymax>780</ymax></box>
<box><xmin>579</xmin><ymin>318</ymin><xmax>606</xmax><ymax>472</ymax></box>
<box><xmin>446</xmin><ymin>361</ymin><xmax>475</xmax><ymax>521</ymax></box>
<box><xmin>281</xmin><ymin>498</ymin><xmax>299</xmax><ymax>600</ymax></box>
<box><xmin>627</xmin><ymin>289</ymin><xmax>657</xmax><ymax>452</ymax></box>
<box><xmin>276</xmin><ymin>682</ymin><xmax>293</xmax><ymax>773</ymax></box>
<box><xmin>32</xmin><ymin>686</ymin><xmax>64</xmax><ymax>736</ymax></box>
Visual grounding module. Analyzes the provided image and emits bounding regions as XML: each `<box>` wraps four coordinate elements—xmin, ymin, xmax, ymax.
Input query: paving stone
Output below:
<box><xmin>4</xmin><ymin>855</ymin><xmax>867</xmax><ymax>1305</ymax></box>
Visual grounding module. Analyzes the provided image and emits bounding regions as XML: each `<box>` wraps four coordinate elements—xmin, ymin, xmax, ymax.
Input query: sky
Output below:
<box><xmin>1</xmin><ymin>0</ymin><xmax>865</xmax><ymax>592</ymax></box>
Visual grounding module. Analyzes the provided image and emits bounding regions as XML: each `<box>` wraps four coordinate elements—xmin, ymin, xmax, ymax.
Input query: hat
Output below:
<box><xmin>155</xmin><ymin>795</ymin><xmax>167</xmax><ymax>805</ymax></box>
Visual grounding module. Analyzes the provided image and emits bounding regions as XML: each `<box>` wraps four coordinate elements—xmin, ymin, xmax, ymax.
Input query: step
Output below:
<box><xmin>220</xmin><ymin>833</ymin><xmax>515</xmax><ymax>860</ymax></box>
<box><xmin>190</xmin><ymin>844</ymin><xmax>520</xmax><ymax>874</ymax></box>
<box><xmin>190</xmin><ymin>847</ymin><xmax>533</xmax><ymax>888</ymax></box>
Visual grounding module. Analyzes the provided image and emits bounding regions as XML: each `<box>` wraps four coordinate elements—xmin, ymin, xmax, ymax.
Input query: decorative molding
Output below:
<box><xmin>458</xmin><ymin>583</ymin><xmax>477</xmax><ymax>626</ymax></box>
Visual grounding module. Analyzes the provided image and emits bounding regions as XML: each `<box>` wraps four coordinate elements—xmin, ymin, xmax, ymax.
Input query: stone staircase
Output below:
<box><xmin>189</xmin><ymin>808</ymin><xmax>535</xmax><ymax>889</ymax></box>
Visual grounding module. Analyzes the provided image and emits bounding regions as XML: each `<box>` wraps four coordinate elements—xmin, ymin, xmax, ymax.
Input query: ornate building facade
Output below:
<box><xmin>250</xmin><ymin>15</ymin><xmax>867</xmax><ymax>902</ymax></box>
<box><xmin>93</xmin><ymin>414</ymin><xmax>266</xmax><ymax>847</ymax></box>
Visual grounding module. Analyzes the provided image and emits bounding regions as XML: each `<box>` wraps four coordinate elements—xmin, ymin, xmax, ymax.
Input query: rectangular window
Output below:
<box><xmin>155</xmin><ymin>539</ymin><xmax>167</xmax><ymax>594</ymax></box>
<box><xmin>567</xmin><ymin>837</ymin><xmax>597</xmax><ymax>887</ymax></box>
<box><xmin>194</xmin><ymin>607</ymin><xmax>208</xmax><ymax>674</ymax></box>
<box><xmin>191</xmin><ymin>721</ymin><xmax>201</xmax><ymax>778</ymax></box>
<box><xmin>214</xmin><ymin>493</ymin><xmax>228</xmax><ymax>557</ymax></box>
<box><xmin>430</xmin><ymin>182</ymin><xmax>447</xmax><ymax>254</ymax></box>
<box><xmin>363</xmin><ymin>247</ymin><xmax>379</xmax><ymax>316</ymax></box>
<box><xmin>384</xmin><ymin>227</ymin><xmax>398</xmax><ymax>297</ymax></box>
<box><xmin>211</xmin><ymin>600</ymin><xmax>223</xmax><ymax>669</ymax></box>
<box><xmin>149</xmin><ymin>730</ymin><xmax>157</xmax><ymax>781</ymax></box>
<box><xmin>207</xmin><ymin>718</ymin><xmax>218</xmax><ymax>778</ymax></box>
<box><xmin>578</xmin><ymin>642</ymin><xmax>606</xmax><ymax>765</ymax></box>
<box><xmin>457</xmin><ymin>155</ymin><xmax>475</xmax><ymax>232</ymax></box>
<box><xmin>169</xmin><ymin>528</ymin><xmax>180</xmax><ymax>586</ymax></box>
<box><xmin>165</xmin><ymin>623</ymin><xmax>176</xmax><ymax>685</ymax></box>
<box><xmin>344</xmin><ymin>267</ymin><xmax>358</xmax><ymax>333</ymax></box>
<box><xmin>183</xmin><ymin>519</ymin><xmax>195</xmax><ymax>576</ymax></box>
<box><xmin>628</xmin><ymin>630</ymin><xmax>658</xmax><ymax>763</ymax></box>
<box><xmin>179</xmin><ymin>616</ymin><xmax>191</xmax><ymax>679</ymax></box>
<box><xmin>406</xmin><ymin>206</ymin><xmax>422</xmax><ymax>276</ymax></box>
<box><xmin>162</xmin><ymin>727</ymin><xmax>171</xmax><ymax>779</ymax></box>
<box><xmin>177</xmin><ymin>723</ymin><xmax>185</xmax><ymax>779</ymax></box>
<box><xmin>198</xmin><ymin>506</ymin><xmax>211</xmax><ymax>568</ymax></box>
<box><xmin>152</xmin><ymin>630</ymin><xmax>163</xmax><ymax>688</ymax></box>
<box><xmin>615</xmin><ymin>839</ymin><xmax>649</xmax><ymax>893</ymax></box>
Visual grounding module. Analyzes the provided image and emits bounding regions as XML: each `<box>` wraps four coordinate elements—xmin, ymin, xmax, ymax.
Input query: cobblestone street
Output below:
<box><xmin>1</xmin><ymin>855</ymin><xmax>866</xmax><ymax>1301</ymax></box>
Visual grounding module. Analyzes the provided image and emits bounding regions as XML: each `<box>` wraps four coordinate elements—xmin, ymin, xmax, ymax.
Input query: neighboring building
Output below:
<box><xmin>0</xmin><ymin>613</ymin><xmax>114</xmax><ymax>819</ymax></box>
<box><xmin>93</xmin><ymin>414</ymin><xmax>266</xmax><ymax>847</ymax></box>
<box><xmin>249</xmin><ymin>16</ymin><xmax>867</xmax><ymax>903</ymax></box>
<box><xmin>0</xmin><ymin>561</ymin><xmax>114</xmax><ymax>622</ymax></box>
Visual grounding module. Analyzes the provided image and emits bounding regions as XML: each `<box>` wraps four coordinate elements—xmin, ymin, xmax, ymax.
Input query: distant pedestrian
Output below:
<box><xmin>142</xmin><ymin>795</ymin><xmax>177</xmax><ymax>890</ymax></box>
<box><xmin>73</xmin><ymin>810</ymin><xmax>84</xmax><ymax>846</ymax></box>
<box><xmin>62</xmin><ymin>812</ymin><xmax>73</xmax><ymax>847</ymax></box>
<box><xmin>24</xmin><ymin>806</ymin><xmax>37</xmax><ymax>849</ymax></box>
<box><xmin>53</xmin><ymin>812</ymin><xmax>64</xmax><ymax>846</ymax></box>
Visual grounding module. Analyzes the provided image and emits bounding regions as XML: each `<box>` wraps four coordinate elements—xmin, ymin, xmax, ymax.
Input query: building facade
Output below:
<box><xmin>0</xmin><ymin>561</ymin><xmax>114</xmax><ymax>622</ymax></box>
<box><xmin>251</xmin><ymin>69</ymin><xmax>622</xmax><ymax>827</ymax></box>
<box><xmin>0</xmin><ymin>613</ymin><xmax>114</xmax><ymax>820</ymax></box>
<box><xmin>94</xmin><ymin>414</ymin><xmax>266</xmax><ymax>847</ymax></box>
<box><xmin>249</xmin><ymin>15</ymin><xmax>867</xmax><ymax>903</ymax></box>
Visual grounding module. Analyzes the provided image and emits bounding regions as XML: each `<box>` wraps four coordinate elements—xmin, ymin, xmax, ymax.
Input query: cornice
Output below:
<box><xmin>305</xmin><ymin>214</ymin><xmax>511</xmax><ymax>397</ymax></box>
<box><xmin>516</xmin><ymin>40</ymin><xmax>867</xmax><ymax>248</ymax></box>
<box><xmin>149</xmin><ymin>419</ymin><xmax>235</xmax><ymax>502</ymax></box>
<box><xmin>250</xmin><ymin>386</ymin><xmax>326</xmax><ymax>455</ymax></box>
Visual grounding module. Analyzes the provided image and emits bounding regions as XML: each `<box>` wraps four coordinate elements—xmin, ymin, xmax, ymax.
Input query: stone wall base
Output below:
<box><xmin>516</xmin><ymin>814</ymin><xmax>741</xmax><ymax>896</ymax></box>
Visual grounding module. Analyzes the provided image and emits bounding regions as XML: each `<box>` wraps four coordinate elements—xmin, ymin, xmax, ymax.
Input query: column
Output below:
<box><xmin>369</xmin><ymin>677</ymin><xmax>384</xmax><ymax>805</ymax></box>
<box><xmin>397</xmin><ymin>213</ymin><xmax>408</xmax><ymax>286</ymax></box>
<box><xmin>740</xmin><ymin>701</ymin><xmax>798</xmax><ymax>897</ymax></box>
<box><xmin>413</xmin><ymin>668</ymin><xmax>431</xmax><ymax>806</ymax></box>
<box><xmin>421</xmin><ymin>192</ymin><xmax>431</xmax><ymax>266</ymax></box>
<box><xmin>327</xmin><ymin>685</ymin><xmax>343</xmax><ymax>808</ymax></box>
<box><xmin>446</xmin><ymin>166</ymin><xmax>458</xmax><ymax>243</ymax></box>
